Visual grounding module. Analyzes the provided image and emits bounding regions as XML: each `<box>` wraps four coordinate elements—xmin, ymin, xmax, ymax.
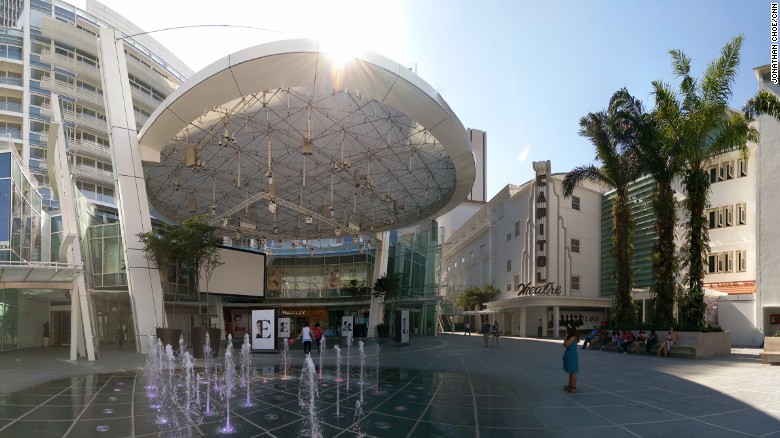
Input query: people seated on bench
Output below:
<box><xmin>602</xmin><ymin>329</ymin><xmax>620</xmax><ymax>351</ymax></box>
<box><xmin>618</xmin><ymin>330</ymin><xmax>635</xmax><ymax>353</ymax></box>
<box><xmin>582</xmin><ymin>327</ymin><xmax>600</xmax><ymax>349</ymax></box>
<box><xmin>644</xmin><ymin>328</ymin><xmax>658</xmax><ymax>354</ymax></box>
<box><xmin>630</xmin><ymin>329</ymin><xmax>646</xmax><ymax>354</ymax></box>
<box><xmin>592</xmin><ymin>329</ymin><xmax>610</xmax><ymax>349</ymax></box>
<box><xmin>657</xmin><ymin>327</ymin><xmax>676</xmax><ymax>357</ymax></box>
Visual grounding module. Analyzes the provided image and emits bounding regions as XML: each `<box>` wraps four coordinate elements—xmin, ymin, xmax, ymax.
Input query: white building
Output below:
<box><xmin>441</xmin><ymin>160</ymin><xmax>610</xmax><ymax>337</ymax></box>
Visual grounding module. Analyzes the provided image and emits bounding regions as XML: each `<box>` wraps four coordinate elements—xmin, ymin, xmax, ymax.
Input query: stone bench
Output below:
<box><xmin>761</xmin><ymin>338</ymin><xmax>780</xmax><ymax>364</ymax></box>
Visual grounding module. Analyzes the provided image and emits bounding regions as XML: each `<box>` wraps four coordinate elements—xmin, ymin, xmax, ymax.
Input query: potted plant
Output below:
<box><xmin>344</xmin><ymin>278</ymin><xmax>369</xmax><ymax>337</ymax></box>
<box><xmin>138</xmin><ymin>221</ymin><xmax>184</xmax><ymax>350</ymax></box>
<box><xmin>175</xmin><ymin>215</ymin><xmax>223</xmax><ymax>359</ymax></box>
<box><xmin>372</xmin><ymin>272</ymin><xmax>407</xmax><ymax>342</ymax></box>
<box><xmin>42</xmin><ymin>322</ymin><xmax>50</xmax><ymax>347</ymax></box>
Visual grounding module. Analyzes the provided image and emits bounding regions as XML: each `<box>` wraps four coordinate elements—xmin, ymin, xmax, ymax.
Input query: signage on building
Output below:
<box><xmin>533</xmin><ymin>161</ymin><xmax>551</xmax><ymax>284</ymax></box>
<box><xmin>251</xmin><ymin>309</ymin><xmax>276</xmax><ymax>351</ymax></box>
<box><xmin>517</xmin><ymin>282</ymin><xmax>562</xmax><ymax>296</ymax></box>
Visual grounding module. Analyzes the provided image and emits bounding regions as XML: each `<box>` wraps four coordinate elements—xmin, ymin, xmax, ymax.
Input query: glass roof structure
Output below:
<box><xmin>138</xmin><ymin>39</ymin><xmax>475</xmax><ymax>240</ymax></box>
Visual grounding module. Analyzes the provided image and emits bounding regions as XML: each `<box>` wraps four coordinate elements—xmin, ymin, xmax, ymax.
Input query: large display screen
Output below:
<box><xmin>199</xmin><ymin>247</ymin><xmax>266</xmax><ymax>297</ymax></box>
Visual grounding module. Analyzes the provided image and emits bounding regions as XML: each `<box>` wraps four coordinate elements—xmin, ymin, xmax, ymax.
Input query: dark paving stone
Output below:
<box><xmin>422</xmin><ymin>404</ymin><xmax>475</xmax><ymax>426</ymax></box>
<box><xmin>0</xmin><ymin>404</ymin><xmax>36</xmax><ymax>419</ymax></box>
<box><xmin>408</xmin><ymin>420</ymin><xmax>477</xmax><ymax>437</ymax></box>
<box><xmin>353</xmin><ymin>411</ymin><xmax>416</xmax><ymax>437</ymax></box>
<box><xmin>478</xmin><ymin>407</ymin><xmax>543</xmax><ymax>428</ymax></box>
<box><xmin>623</xmin><ymin>418</ymin><xmax>749</xmax><ymax>437</ymax></box>
<box><xmin>65</xmin><ymin>417</ymin><xmax>133</xmax><ymax>437</ymax></box>
<box><xmin>0</xmin><ymin>419</ymin><xmax>72</xmax><ymax>438</ymax></box>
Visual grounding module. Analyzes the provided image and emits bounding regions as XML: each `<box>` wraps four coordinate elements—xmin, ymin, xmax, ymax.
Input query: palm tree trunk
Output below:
<box><xmin>652</xmin><ymin>179</ymin><xmax>678</xmax><ymax>327</ymax></box>
<box><xmin>612</xmin><ymin>191</ymin><xmax>637</xmax><ymax>327</ymax></box>
<box><xmin>682</xmin><ymin>168</ymin><xmax>709</xmax><ymax>328</ymax></box>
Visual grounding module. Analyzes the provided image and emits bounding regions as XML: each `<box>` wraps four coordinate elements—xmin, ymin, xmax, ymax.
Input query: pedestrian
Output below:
<box><xmin>313</xmin><ymin>322</ymin><xmax>323</xmax><ymax>354</ymax></box>
<box><xmin>116</xmin><ymin>323</ymin><xmax>126</xmax><ymax>350</ymax></box>
<box><xmin>562</xmin><ymin>324</ymin><xmax>579</xmax><ymax>393</ymax></box>
<box><xmin>464</xmin><ymin>320</ymin><xmax>470</xmax><ymax>336</ymax></box>
<box><xmin>481</xmin><ymin>320</ymin><xmax>491</xmax><ymax>347</ymax></box>
<box><xmin>296</xmin><ymin>321</ymin><xmax>313</xmax><ymax>355</ymax></box>
<box><xmin>491</xmin><ymin>320</ymin><xmax>500</xmax><ymax>347</ymax></box>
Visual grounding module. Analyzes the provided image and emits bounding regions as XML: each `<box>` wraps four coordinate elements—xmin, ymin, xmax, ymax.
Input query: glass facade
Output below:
<box><xmin>0</xmin><ymin>151</ymin><xmax>42</xmax><ymax>262</ymax></box>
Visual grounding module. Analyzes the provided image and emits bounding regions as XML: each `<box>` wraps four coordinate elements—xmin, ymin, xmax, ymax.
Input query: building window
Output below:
<box><xmin>708</xmin><ymin>254</ymin><xmax>717</xmax><ymax>273</ymax></box>
<box><xmin>708</xmin><ymin>209</ymin><xmax>717</xmax><ymax>229</ymax></box>
<box><xmin>572</xmin><ymin>196</ymin><xmax>580</xmax><ymax>211</ymax></box>
<box><xmin>461</xmin><ymin>257</ymin><xmax>465</xmax><ymax>263</ymax></box>
<box><xmin>571</xmin><ymin>276</ymin><xmax>580</xmax><ymax>290</ymax></box>
<box><xmin>723</xmin><ymin>205</ymin><xmax>733</xmax><ymax>227</ymax></box>
<box><xmin>726</xmin><ymin>161</ymin><xmax>734</xmax><ymax>180</ymax></box>
<box><xmin>506</xmin><ymin>233</ymin><xmax>512</xmax><ymax>241</ymax></box>
<box><xmin>709</xmin><ymin>166</ymin><xmax>718</xmax><ymax>183</ymax></box>
<box><xmin>718</xmin><ymin>164</ymin><xmax>726</xmax><ymax>181</ymax></box>
<box><xmin>738</xmin><ymin>158</ymin><xmax>748</xmax><ymax>177</ymax></box>
<box><xmin>506</xmin><ymin>259</ymin><xmax>511</xmax><ymax>272</ymax></box>
<box><xmin>571</xmin><ymin>238</ymin><xmax>580</xmax><ymax>253</ymax></box>
<box><xmin>722</xmin><ymin>252</ymin><xmax>733</xmax><ymax>272</ymax></box>
<box><xmin>737</xmin><ymin>203</ymin><xmax>747</xmax><ymax>225</ymax></box>
<box><xmin>738</xmin><ymin>250</ymin><xmax>747</xmax><ymax>272</ymax></box>
<box><xmin>515</xmin><ymin>221</ymin><xmax>521</xmax><ymax>237</ymax></box>
<box><xmin>506</xmin><ymin>283</ymin><xmax>512</xmax><ymax>292</ymax></box>
<box><xmin>470</xmin><ymin>251</ymin><xmax>474</xmax><ymax>259</ymax></box>
<box><xmin>514</xmin><ymin>274</ymin><xmax>520</xmax><ymax>289</ymax></box>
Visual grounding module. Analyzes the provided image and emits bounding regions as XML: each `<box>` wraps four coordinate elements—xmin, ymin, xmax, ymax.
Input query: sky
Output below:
<box><xmin>76</xmin><ymin>0</ymin><xmax>770</xmax><ymax>200</ymax></box>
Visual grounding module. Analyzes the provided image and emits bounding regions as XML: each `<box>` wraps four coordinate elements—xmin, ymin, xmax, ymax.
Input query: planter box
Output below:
<box><xmin>156</xmin><ymin>328</ymin><xmax>183</xmax><ymax>353</ymax></box>
<box><xmin>192</xmin><ymin>327</ymin><xmax>222</xmax><ymax>359</ymax></box>
<box><xmin>761</xmin><ymin>337</ymin><xmax>780</xmax><ymax>364</ymax></box>
<box><xmin>659</xmin><ymin>331</ymin><xmax>731</xmax><ymax>359</ymax></box>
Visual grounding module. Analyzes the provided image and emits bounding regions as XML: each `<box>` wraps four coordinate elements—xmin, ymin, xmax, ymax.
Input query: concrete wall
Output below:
<box><xmin>17</xmin><ymin>295</ymin><xmax>49</xmax><ymax>348</ymax></box>
<box><xmin>719</xmin><ymin>295</ymin><xmax>762</xmax><ymax>346</ymax></box>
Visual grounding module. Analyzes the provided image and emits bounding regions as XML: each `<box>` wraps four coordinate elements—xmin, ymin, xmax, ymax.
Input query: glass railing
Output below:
<box><xmin>0</xmin><ymin>77</ymin><xmax>22</xmax><ymax>87</ymax></box>
<box><xmin>0</xmin><ymin>102</ymin><xmax>22</xmax><ymax>112</ymax></box>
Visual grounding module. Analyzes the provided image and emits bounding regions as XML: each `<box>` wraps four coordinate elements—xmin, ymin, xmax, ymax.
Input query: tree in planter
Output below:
<box><xmin>456</xmin><ymin>285</ymin><xmax>499</xmax><ymax>329</ymax></box>
<box><xmin>372</xmin><ymin>272</ymin><xmax>407</xmax><ymax>336</ymax></box>
<box><xmin>343</xmin><ymin>278</ymin><xmax>369</xmax><ymax>324</ymax></box>
<box><xmin>137</xmin><ymin>214</ymin><xmax>223</xmax><ymax>327</ymax></box>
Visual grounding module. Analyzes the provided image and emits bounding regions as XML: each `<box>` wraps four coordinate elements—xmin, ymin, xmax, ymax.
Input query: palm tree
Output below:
<box><xmin>563</xmin><ymin>92</ymin><xmax>643</xmax><ymax>328</ymax></box>
<box><xmin>654</xmin><ymin>36</ymin><xmax>768</xmax><ymax>328</ymax></box>
<box><xmin>610</xmin><ymin>88</ymin><xmax>681</xmax><ymax>328</ymax></box>
<box><xmin>455</xmin><ymin>285</ymin><xmax>498</xmax><ymax>328</ymax></box>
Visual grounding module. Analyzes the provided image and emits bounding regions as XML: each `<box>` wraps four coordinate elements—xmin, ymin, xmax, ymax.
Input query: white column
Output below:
<box><xmin>48</xmin><ymin>97</ymin><xmax>95</xmax><ymax>361</ymax></box>
<box><xmin>553</xmin><ymin>306</ymin><xmax>560</xmax><ymax>339</ymax></box>
<box><xmin>367</xmin><ymin>232</ymin><xmax>389</xmax><ymax>337</ymax></box>
<box><xmin>98</xmin><ymin>28</ymin><xmax>165</xmax><ymax>354</ymax></box>
<box><xmin>518</xmin><ymin>306</ymin><xmax>527</xmax><ymax>337</ymax></box>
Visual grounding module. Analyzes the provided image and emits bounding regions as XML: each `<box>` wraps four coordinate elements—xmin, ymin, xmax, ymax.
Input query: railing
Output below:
<box><xmin>41</xmin><ymin>103</ymin><xmax>107</xmax><ymax>133</ymax></box>
<box><xmin>40</xmin><ymin>49</ymin><xmax>100</xmax><ymax>80</ymax></box>
<box><xmin>131</xmin><ymin>89</ymin><xmax>164</xmax><ymax>112</ymax></box>
<box><xmin>40</xmin><ymin>76</ymin><xmax>104</xmax><ymax>108</ymax></box>
<box><xmin>67</xmin><ymin>138</ymin><xmax>111</xmax><ymax>161</ymax></box>
<box><xmin>0</xmin><ymin>260</ymin><xmax>82</xmax><ymax>270</ymax></box>
<box><xmin>0</xmin><ymin>76</ymin><xmax>23</xmax><ymax>87</ymax></box>
<box><xmin>71</xmin><ymin>164</ymin><xmax>113</xmax><ymax>185</ymax></box>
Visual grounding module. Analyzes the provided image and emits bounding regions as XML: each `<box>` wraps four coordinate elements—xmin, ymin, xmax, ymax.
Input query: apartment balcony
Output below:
<box><xmin>40</xmin><ymin>76</ymin><xmax>104</xmax><ymax>109</ymax></box>
<box><xmin>40</xmin><ymin>49</ymin><xmax>100</xmax><ymax>82</ymax></box>
<box><xmin>125</xmin><ymin>57</ymin><xmax>176</xmax><ymax>96</ymax></box>
<box><xmin>41</xmin><ymin>16</ymin><xmax>98</xmax><ymax>54</ymax></box>
<box><xmin>131</xmin><ymin>89</ymin><xmax>164</xmax><ymax>113</ymax></box>
<box><xmin>67</xmin><ymin>138</ymin><xmax>111</xmax><ymax>162</ymax></box>
<box><xmin>442</xmin><ymin>219</ymin><xmax>489</xmax><ymax>258</ymax></box>
<box><xmin>0</xmin><ymin>101</ymin><xmax>22</xmax><ymax>119</ymax></box>
<box><xmin>0</xmin><ymin>75</ymin><xmax>23</xmax><ymax>91</ymax></box>
<box><xmin>71</xmin><ymin>164</ymin><xmax>113</xmax><ymax>185</ymax></box>
<box><xmin>40</xmin><ymin>103</ymin><xmax>107</xmax><ymax>134</ymax></box>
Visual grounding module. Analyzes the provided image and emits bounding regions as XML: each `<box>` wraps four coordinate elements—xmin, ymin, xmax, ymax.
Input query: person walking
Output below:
<box><xmin>313</xmin><ymin>322</ymin><xmax>323</xmax><ymax>354</ymax></box>
<box><xmin>481</xmin><ymin>320</ymin><xmax>491</xmax><ymax>347</ymax></box>
<box><xmin>464</xmin><ymin>320</ymin><xmax>470</xmax><ymax>336</ymax></box>
<box><xmin>491</xmin><ymin>321</ymin><xmax>500</xmax><ymax>347</ymax></box>
<box><xmin>296</xmin><ymin>321</ymin><xmax>313</xmax><ymax>355</ymax></box>
<box><xmin>562</xmin><ymin>324</ymin><xmax>579</xmax><ymax>393</ymax></box>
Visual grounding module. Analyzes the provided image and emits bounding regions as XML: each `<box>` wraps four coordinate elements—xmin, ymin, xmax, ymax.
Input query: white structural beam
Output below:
<box><xmin>47</xmin><ymin>96</ymin><xmax>95</xmax><ymax>361</ymax></box>
<box><xmin>367</xmin><ymin>231</ymin><xmax>390</xmax><ymax>337</ymax></box>
<box><xmin>98</xmin><ymin>28</ymin><xmax>165</xmax><ymax>354</ymax></box>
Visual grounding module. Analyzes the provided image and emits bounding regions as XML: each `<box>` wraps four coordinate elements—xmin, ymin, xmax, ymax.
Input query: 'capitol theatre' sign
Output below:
<box><xmin>517</xmin><ymin>282</ymin><xmax>562</xmax><ymax>296</ymax></box>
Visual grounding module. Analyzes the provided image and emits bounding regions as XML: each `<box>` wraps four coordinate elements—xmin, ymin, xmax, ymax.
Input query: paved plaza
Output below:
<box><xmin>0</xmin><ymin>334</ymin><xmax>777</xmax><ymax>437</ymax></box>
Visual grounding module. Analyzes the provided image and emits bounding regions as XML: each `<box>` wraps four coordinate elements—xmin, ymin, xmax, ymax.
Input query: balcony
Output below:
<box><xmin>40</xmin><ymin>76</ymin><xmax>104</xmax><ymax>109</ymax></box>
<box><xmin>40</xmin><ymin>103</ymin><xmax>107</xmax><ymax>134</ymax></box>
<box><xmin>41</xmin><ymin>16</ymin><xmax>98</xmax><ymax>54</ymax></box>
<box><xmin>67</xmin><ymin>138</ymin><xmax>111</xmax><ymax>162</ymax></box>
<box><xmin>71</xmin><ymin>164</ymin><xmax>113</xmax><ymax>185</ymax></box>
<box><xmin>131</xmin><ymin>89</ymin><xmax>164</xmax><ymax>113</ymax></box>
<box><xmin>40</xmin><ymin>49</ymin><xmax>100</xmax><ymax>82</ymax></box>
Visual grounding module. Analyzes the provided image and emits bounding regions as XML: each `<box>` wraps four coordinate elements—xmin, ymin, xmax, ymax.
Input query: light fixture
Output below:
<box><xmin>268</xmin><ymin>202</ymin><xmax>277</xmax><ymax>214</ymax></box>
<box><xmin>236</xmin><ymin>230</ymin><xmax>242</xmax><ymax>240</ymax></box>
<box><xmin>222</xmin><ymin>217</ymin><xmax>228</xmax><ymax>227</ymax></box>
<box><xmin>291</xmin><ymin>242</ymin><xmax>297</xmax><ymax>250</ymax></box>
<box><xmin>277</xmin><ymin>239</ymin><xmax>283</xmax><ymax>248</ymax></box>
<box><xmin>359</xmin><ymin>243</ymin><xmax>364</xmax><ymax>254</ymax></box>
<box><xmin>268</xmin><ymin>176</ymin><xmax>276</xmax><ymax>196</ymax></box>
<box><xmin>219</xmin><ymin>128</ymin><xmax>235</xmax><ymax>147</ymax></box>
<box><xmin>187</xmin><ymin>196</ymin><xmax>197</xmax><ymax>213</ymax></box>
<box><xmin>334</xmin><ymin>228</ymin><xmax>342</xmax><ymax>236</ymax></box>
<box><xmin>305</xmin><ymin>215</ymin><xmax>313</xmax><ymax>224</ymax></box>
<box><xmin>301</xmin><ymin>104</ymin><xmax>313</xmax><ymax>155</ymax></box>
<box><xmin>367</xmin><ymin>241</ymin><xmax>371</xmax><ymax>251</ymax></box>
<box><xmin>309</xmin><ymin>247</ymin><xmax>314</xmax><ymax>256</ymax></box>
<box><xmin>353</xmin><ymin>236</ymin><xmax>359</xmax><ymax>244</ymax></box>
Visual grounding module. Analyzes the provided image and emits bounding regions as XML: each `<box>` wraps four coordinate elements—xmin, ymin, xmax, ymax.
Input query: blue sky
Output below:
<box><xmin>86</xmin><ymin>0</ymin><xmax>769</xmax><ymax>199</ymax></box>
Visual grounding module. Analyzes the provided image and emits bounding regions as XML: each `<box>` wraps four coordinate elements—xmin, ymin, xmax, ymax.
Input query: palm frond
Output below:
<box><xmin>743</xmin><ymin>89</ymin><xmax>780</xmax><ymax>120</ymax></box>
<box><xmin>706</xmin><ymin>112</ymin><xmax>752</xmax><ymax>161</ymax></box>
<box><xmin>562</xmin><ymin>164</ymin><xmax>610</xmax><ymax>197</ymax></box>
<box><xmin>669</xmin><ymin>49</ymin><xmax>691</xmax><ymax>78</ymax></box>
<box><xmin>701</xmin><ymin>35</ymin><xmax>743</xmax><ymax>106</ymax></box>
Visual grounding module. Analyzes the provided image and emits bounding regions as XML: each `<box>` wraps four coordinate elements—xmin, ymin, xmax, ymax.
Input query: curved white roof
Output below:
<box><xmin>138</xmin><ymin>39</ymin><xmax>475</xmax><ymax>239</ymax></box>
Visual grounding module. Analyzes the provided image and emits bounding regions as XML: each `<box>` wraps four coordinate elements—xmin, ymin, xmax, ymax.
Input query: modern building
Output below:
<box><xmin>441</xmin><ymin>160</ymin><xmax>611</xmax><ymax>337</ymax></box>
<box><xmin>0</xmin><ymin>0</ymin><xmax>478</xmax><ymax>359</ymax></box>
<box><xmin>755</xmin><ymin>64</ymin><xmax>780</xmax><ymax>343</ymax></box>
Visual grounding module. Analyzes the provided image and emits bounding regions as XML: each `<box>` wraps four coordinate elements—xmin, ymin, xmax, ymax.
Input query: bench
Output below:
<box><xmin>760</xmin><ymin>339</ymin><xmax>780</xmax><ymax>364</ymax></box>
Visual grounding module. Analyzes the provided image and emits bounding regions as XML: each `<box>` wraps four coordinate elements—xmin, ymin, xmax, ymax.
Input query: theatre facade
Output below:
<box><xmin>440</xmin><ymin>160</ymin><xmax>611</xmax><ymax>337</ymax></box>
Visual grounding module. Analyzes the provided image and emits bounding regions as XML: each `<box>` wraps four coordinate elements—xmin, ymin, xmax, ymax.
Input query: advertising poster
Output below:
<box><xmin>230</xmin><ymin>309</ymin><xmax>249</xmax><ymax>340</ymax></box>
<box><xmin>251</xmin><ymin>309</ymin><xmax>276</xmax><ymax>351</ymax></box>
<box><xmin>278</xmin><ymin>317</ymin><xmax>291</xmax><ymax>338</ymax></box>
<box><xmin>400</xmin><ymin>309</ymin><xmax>410</xmax><ymax>344</ymax></box>
<box><xmin>341</xmin><ymin>315</ymin><xmax>354</xmax><ymax>337</ymax></box>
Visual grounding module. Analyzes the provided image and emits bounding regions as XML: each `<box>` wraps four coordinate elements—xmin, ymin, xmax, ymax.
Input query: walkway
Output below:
<box><xmin>0</xmin><ymin>334</ymin><xmax>777</xmax><ymax>437</ymax></box>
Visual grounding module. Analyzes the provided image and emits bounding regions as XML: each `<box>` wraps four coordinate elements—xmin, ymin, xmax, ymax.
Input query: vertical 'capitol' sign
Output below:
<box><xmin>532</xmin><ymin>161</ymin><xmax>551</xmax><ymax>283</ymax></box>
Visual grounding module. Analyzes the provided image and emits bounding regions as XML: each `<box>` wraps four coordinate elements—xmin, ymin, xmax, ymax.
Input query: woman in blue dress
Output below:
<box><xmin>563</xmin><ymin>324</ymin><xmax>579</xmax><ymax>393</ymax></box>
